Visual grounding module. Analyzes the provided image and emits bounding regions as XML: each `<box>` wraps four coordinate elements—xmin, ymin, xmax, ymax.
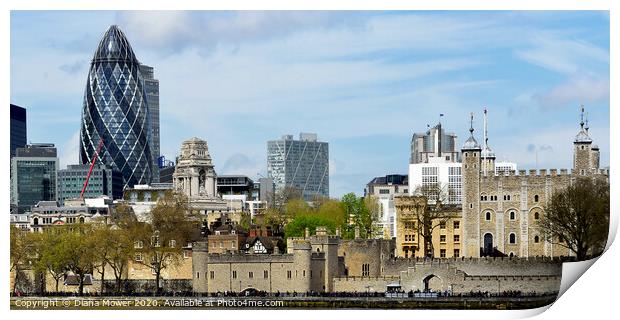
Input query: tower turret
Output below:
<box><xmin>573</xmin><ymin>105</ymin><xmax>593</xmax><ymax>175</ymax></box>
<box><xmin>461</xmin><ymin>113</ymin><xmax>482</xmax><ymax>257</ymax></box>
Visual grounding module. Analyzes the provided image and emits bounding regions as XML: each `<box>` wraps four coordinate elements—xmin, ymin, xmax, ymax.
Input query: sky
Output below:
<box><xmin>10</xmin><ymin>11</ymin><xmax>610</xmax><ymax>198</ymax></box>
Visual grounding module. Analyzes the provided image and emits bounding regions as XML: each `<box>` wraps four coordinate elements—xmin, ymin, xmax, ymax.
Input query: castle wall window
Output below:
<box><xmin>534</xmin><ymin>211</ymin><xmax>540</xmax><ymax>220</ymax></box>
<box><xmin>534</xmin><ymin>235</ymin><xmax>540</xmax><ymax>243</ymax></box>
<box><xmin>485</xmin><ymin>211</ymin><xmax>491</xmax><ymax>221</ymax></box>
<box><xmin>232</xmin><ymin>271</ymin><xmax>237</xmax><ymax>279</ymax></box>
<box><xmin>196</xmin><ymin>272</ymin><xmax>199</xmax><ymax>279</ymax></box>
<box><xmin>510</xmin><ymin>211</ymin><xmax>516</xmax><ymax>220</ymax></box>
<box><xmin>362</xmin><ymin>263</ymin><xmax>370</xmax><ymax>277</ymax></box>
<box><xmin>287</xmin><ymin>271</ymin><xmax>292</xmax><ymax>279</ymax></box>
<box><xmin>249</xmin><ymin>272</ymin><xmax>254</xmax><ymax>279</ymax></box>
<box><xmin>509</xmin><ymin>233</ymin><xmax>517</xmax><ymax>244</ymax></box>
<box><xmin>264</xmin><ymin>270</ymin><xmax>269</xmax><ymax>279</ymax></box>
<box><xmin>534</xmin><ymin>195</ymin><xmax>539</xmax><ymax>202</ymax></box>
<box><xmin>453</xmin><ymin>221</ymin><xmax>460</xmax><ymax>229</ymax></box>
<box><xmin>210</xmin><ymin>271</ymin><xmax>215</xmax><ymax>279</ymax></box>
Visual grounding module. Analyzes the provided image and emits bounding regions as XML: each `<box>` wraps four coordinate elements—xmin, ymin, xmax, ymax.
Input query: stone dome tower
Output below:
<box><xmin>173</xmin><ymin>137</ymin><xmax>217</xmax><ymax>198</ymax></box>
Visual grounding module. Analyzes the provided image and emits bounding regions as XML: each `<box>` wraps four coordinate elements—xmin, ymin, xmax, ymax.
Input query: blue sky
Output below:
<box><xmin>10</xmin><ymin>11</ymin><xmax>610</xmax><ymax>198</ymax></box>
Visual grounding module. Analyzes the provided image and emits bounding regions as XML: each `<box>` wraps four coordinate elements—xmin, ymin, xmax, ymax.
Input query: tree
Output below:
<box><xmin>106</xmin><ymin>202</ymin><xmax>139</xmax><ymax>294</ymax></box>
<box><xmin>540</xmin><ymin>177</ymin><xmax>609</xmax><ymax>261</ymax></box>
<box><xmin>10</xmin><ymin>227</ymin><xmax>33</xmax><ymax>294</ymax></box>
<box><xmin>412</xmin><ymin>184</ymin><xmax>456</xmax><ymax>258</ymax></box>
<box><xmin>63</xmin><ymin>224</ymin><xmax>98</xmax><ymax>296</ymax></box>
<box><xmin>33</xmin><ymin>228</ymin><xmax>71</xmax><ymax>293</ymax></box>
<box><xmin>340</xmin><ymin>193</ymin><xmax>379</xmax><ymax>239</ymax></box>
<box><xmin>284</xmin><ymin>215</ymin><xmax>336</xmax><ymax>238</ymax></box>
<box><xmin>133</xmin><ymin>191</ymin><xmax>196</xmax><ymax>294</ymax></box>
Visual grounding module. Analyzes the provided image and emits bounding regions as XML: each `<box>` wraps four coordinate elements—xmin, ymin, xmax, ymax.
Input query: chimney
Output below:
<box><xmin>305</xmin><ymin>227</ymin><xmax>310</xmax><ymax>238</ymax></box>
<box><xmin>354</xmin><ymin>226</ymin><xmax>360</xmax><ymax>239</ymax></box>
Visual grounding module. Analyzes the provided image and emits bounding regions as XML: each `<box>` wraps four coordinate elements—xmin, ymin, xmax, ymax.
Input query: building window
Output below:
<box><xmin>303</xmin><ymin>270</ymin><xmax>306</xmax><ymax>277</ymax></box>
<box><xmin>183</xmin><ymin>250</ymin><xmax>190</xmax><ymax>259</ymax></box>
<box><xmin>249</xmin><ymin>272</ymin><xmax>253</xmax><ymax>279</ymax></box>
<box><xmin>440</xmin><ymin>222</ymin><xmax>446</xmax><ymax>229</ymax></box>
<box><xmin>379</xmin><ymin>189</ymin><xmax>390</xmax><ymax>194</ymax></box>
<box><xmin>534</xmin><ymin>195</ymin><xmax>539</xmax><ymax>202</ymax></box>
<box><xmin>509</xmin><ymin>233</ymin><xmax>517</xmax><ymax>244</ymax></box>
<box><xmin>362</xmin><ymin>263</ymin><xmax>370</xmax><ymax>277</ymax></box>
<box><xmin>454</xmin><ymin>235</ymin><xmax>460</xmax><ymax>243</ymax></box>
<box><xmin>169</xmin><ymin>240</ymin><xmax>176</xmax><ymax>248</ymax></box>
<box><xmin>210</xmin><ymin>271</ymin><xmax>215</xmax><ymax>279</ymax></box>
<box><xmin>264</xmin><ymin>270</ymin><xmax>269</xmax><ymax>279</ymax></box>
<box><xmin>196</xmin><ymin>272</ymin><xmax>200</xmax><ymax>279</ymax></box>
<box><xmin>485</xmin><ymin>211</ymin><xmax>491</xmax><ymax>221</ymax></box>
<box><xmin>534</xmin><ymin>212</ymin><xmax>540</xmax><ymax>220</ymax></box>
<box><xmin>134</xmin><ymin>253</ymin><xmax>143</xmax><ymax>262</ymax></box>
<box><xmin>454</xmin><ymin>249</ymin><xmax>460</xmax><ymax>258</ymax></box>
<box><xmin>440</xmin><ymin>235</ymin><xmax>446</xmax><ymax>243</ymax></box>
<box><xmin>287</xmin><ymin>271</ymin><xmax>292</xmax><ymax>279</ymax></box>
<box><xmin>232</xmin><ymin>271</ymin><xmax>237</xmax><ymax>279</ymax></box>
<box><xmin>534</xmin><ymin>235</ymin><xmax>540</xmax><ymax>243</ymax></box>
<box><xmin>510</xmin><ymin>211</ymin><xmax>516</xmax><ymax>220</ymax></box>
<box><xmin>453</xmin><ymin>221</ymin><xmax>460</xmax><ymax>229</ymax></box>
<box><xmin>134</xmin><ymin>240</ymin><xmax>143</xmax><ymax>249</ymax></box>
<box><xmin>440</xmin><ymin>249</ymin><xmax>446</xmax><ymax>258</ymax></box>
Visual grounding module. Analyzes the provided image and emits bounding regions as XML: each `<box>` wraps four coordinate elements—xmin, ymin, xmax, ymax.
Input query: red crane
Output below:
<box><xmin>79</xmin><ymin>139</ymin><xmax>104</xmax><ymax>199</ymax></box>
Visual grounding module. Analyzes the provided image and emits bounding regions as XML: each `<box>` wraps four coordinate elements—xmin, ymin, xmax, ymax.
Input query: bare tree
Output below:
<box><xmin>412</xmin><ymin>184</ymin><xmax>456</xmax><ymax>258</ymax></box>
<box><xmin>540</xmin><ymin>177</ymin><xmax>609</xmax><ymax>261</ymax></box>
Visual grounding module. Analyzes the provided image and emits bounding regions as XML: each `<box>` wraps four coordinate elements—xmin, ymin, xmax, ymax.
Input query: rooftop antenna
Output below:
<box><xmin>469</xmin><ymin>112</ymin><xmax>474</xmax><ymax>135</ymax></box>
<box><xmin>585</xmin><ymin>111</ymin><xmax>590</xmax><ymax>133</ymax></box>
<box><xmin>483</xmin><ymin>107</ymin><xmax>488</xmax><ymax>151</ymax></box>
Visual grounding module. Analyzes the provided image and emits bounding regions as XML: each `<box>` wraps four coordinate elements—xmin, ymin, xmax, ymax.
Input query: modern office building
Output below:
<box><xmin>10</xmin><ymin>104</ymin><xmax>27</xmax><ymax>157</ymax></box>
<box><xmin>217</xmin><ymin>175</ymin><xmax>255</xmax><ymax>198</ymax></box>
<box><xmin>80</xmin><ymin>25</ymin><xmax>154</xmax><ymax>188</ymax></box>
<box><xmin>364</xmin><ymin>174</ymin><xmax>409</xmax><ymax>239</ymax></box>
<box><xmin>267</xmin><ymin>133</ymin><xmax>329</xmax><ymax>201</ymax></box>
<box><xmin>139</xmin><ymin>64</ymin><xmax>160</xmax><ymax>182</ymax></box>
<box><xmin>10</xmin><ymin>144</ymin><xmax>59</xmax><ymax>213</ymax></box>
<box><xmin>410</xmin><ymin>121</ymin><xmax>460</xmax><ymax>164</ymax></box>
<box><xmin>57</xmin><ymin>164</ymin><xmax>123</xmax><ymax>204</ymax></box>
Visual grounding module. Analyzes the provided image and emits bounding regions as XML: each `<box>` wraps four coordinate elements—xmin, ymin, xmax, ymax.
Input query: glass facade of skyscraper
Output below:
<box><xmin>80</xmin><ymin>25</ymin><xmax>154</xmax><ymax>188</ymax></box>
<box><xmin>11</xmin><ymin>145</ymin><xmax>58</xmax><ymax>213</ymax></box>
<box><xmin>57</xmin><ymin>164</ymin><xmax>123</xmax><ymax>205</ymax></box>
<box><xmin>267</xmin><ymin>133</ymin><xmax>329</xmax><ymax>201</ymax></box>
<box><xmin>139</xmin><ymin>64</ymin><xmax>160</xmax><ymax>182</ymax></box>
<box><xmin>10</xmin><ymin>104</ymin><xmax>27</xmax><ymax>157</ymax></box>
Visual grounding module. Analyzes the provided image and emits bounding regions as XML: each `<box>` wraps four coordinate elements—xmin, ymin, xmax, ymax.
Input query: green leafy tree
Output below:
<box><xmin>10</xmin><ymin>227</ymin><xmax>33</xmax><ymax>294</ymax></box>
<box><xmin>340</xmin><ymin>193</ymin><xmax>378</xmax><ymax>239</ymax></box>
<box><xmin>63</xmin><ymin>224</ymin><xmax>98</xmax><ymax>296</ymax></box>
<box><xmin>33</xmin><ymin>228</ymin><xmax>71</xmax><ymax>293</ymax></box>
<box><xmin>284</xmin><ymin>215</ymin><xmax>336</xmax><ymax>238</ymax></box>
<box><xmin>540</xmin><ymin>177</ymin><xmax>610</xmax><ymax>260</ymax></box>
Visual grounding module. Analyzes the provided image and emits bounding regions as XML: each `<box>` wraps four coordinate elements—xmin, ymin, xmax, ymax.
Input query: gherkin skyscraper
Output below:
<box><xmin>80</xmin><ymin>25</ymin><xmax>153</xmax><ymax>188</ymax></box>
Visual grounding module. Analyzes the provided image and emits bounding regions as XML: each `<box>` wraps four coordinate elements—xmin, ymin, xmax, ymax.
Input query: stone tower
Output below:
<box><xmin>573</xmin><ymin>106</ymin><xmax>594</xmax><ymax>176</ymax></box>
<box><xmin>173</xmin><ymin>137</ymin><xmax>217</xmax><ymax>198</ymax></box>
<box><xmin>461</xmin><ymin>113</ymin><xmax>482</xmax><ymax>257</ymax></box>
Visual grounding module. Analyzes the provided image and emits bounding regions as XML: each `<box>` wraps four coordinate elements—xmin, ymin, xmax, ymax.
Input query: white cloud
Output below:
<box><xmin>533</xmin><ymin>75</ymin><xmax>610</xmax><ymax>108</ymax></box>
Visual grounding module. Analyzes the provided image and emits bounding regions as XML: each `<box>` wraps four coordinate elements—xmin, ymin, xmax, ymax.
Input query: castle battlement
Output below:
<box><xmin>205</xmin><ymin>252</ymin><xmax>294</xmax><ymax>263</ymax></box>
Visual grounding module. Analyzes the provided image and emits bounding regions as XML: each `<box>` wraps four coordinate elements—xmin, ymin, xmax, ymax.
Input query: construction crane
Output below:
<box><xmin>79</xmin><ymin>139</ymin><xmax>104</xmax><ymax>200</ymax></box>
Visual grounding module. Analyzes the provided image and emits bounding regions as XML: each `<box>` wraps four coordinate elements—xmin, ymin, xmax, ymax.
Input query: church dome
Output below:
<box><xmin>462</xmin><ymin>135</ymin><xmax>481</xmax><ymax>150</ymax></box>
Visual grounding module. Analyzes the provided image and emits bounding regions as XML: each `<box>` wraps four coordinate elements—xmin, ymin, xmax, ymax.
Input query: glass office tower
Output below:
<box><xmin>267</xmin><ymin>133</ymin><xmax>329</xmax><ymax>201</ymax></box>
<box><xmin>11</xmin><ymin>144</ymin><xmax>58</xmax><ymax>213</ymax></box>
<box><xmin>10</xmin><ymin>104</ymin><xmax>27</xmax><ymax>157</ymax></box>
<box><xmin>80</xmin><ymin>25</ymin><xmax>153</xmax><ymax>188</ymax></box>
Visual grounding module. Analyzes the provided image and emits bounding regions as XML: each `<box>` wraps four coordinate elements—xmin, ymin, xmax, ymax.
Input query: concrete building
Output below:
<box><xmin>364</xmin><ymin>174</ymin><xmax>408</xmax><ymax>239</ymax></box>
<box><xmin>410</xmin><ymin>121</ymin><xmax>459</xmax><ymax>164</ymax></box>
<box><xmin>11</xmin><ymin>144</ymin><xmax>59</xmax><ymax>213</ymax></box>
<box><xmin>217</xmin><ymin>175</ymin><xmax>254</xmax><ymax>198</ymax></box>
<box><xmin>10</xmin><ymin>104</ymin><xmax>27</xmax><ymax>157</ymax></box>
<box><xmin>267</xmin><ymin>133</ymin><xmax>329</xmax><ymax>201</ymax></box>
<box><xmin>57</xmin><ymin>164</ymin><xmax>123</xmax><ymax>204</ymax></box>
<box><xmin>20</xmin><ymin>198</ymin><xmax>112</xmax><ymax>232</ymax></box>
